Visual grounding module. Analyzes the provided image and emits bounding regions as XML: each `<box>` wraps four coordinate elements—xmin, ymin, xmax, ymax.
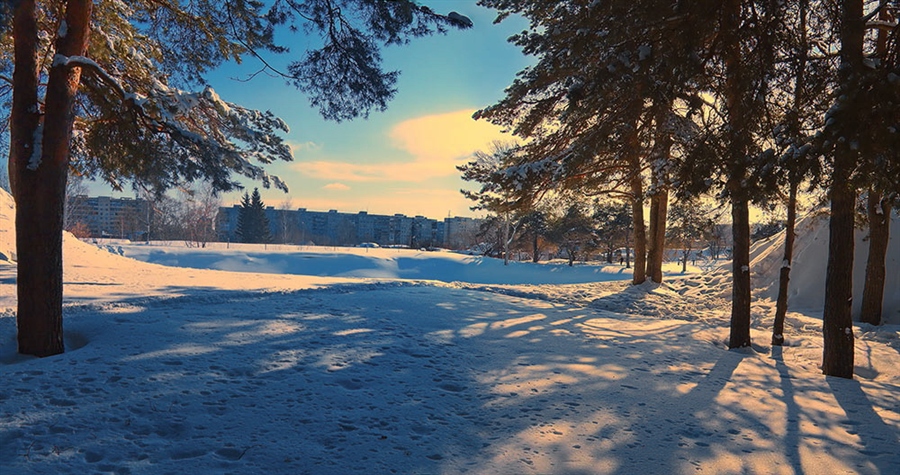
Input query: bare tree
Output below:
<box><xmin>180</xmin><ymin>184</ymin><xmax>220</xmax><ymax>248</ymax></box>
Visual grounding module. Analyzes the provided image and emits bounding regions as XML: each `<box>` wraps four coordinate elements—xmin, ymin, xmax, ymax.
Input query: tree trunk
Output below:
<box><xmin>646</xmin><ymin>188</ymin><xmax>668</xmax><ymax>283</ymax></box>
<box><xmin>531</xmin><ymin>233</ymin><xmax>539</xmax><ymax>263</ymax></box>
<box><xmin>773</xmin><ymin>0</ymin><xmax>807</xmax><ymax>346</ymax></box>
<box><xmin>858</xmin><ymin>5</ymin><xmax>895</xmax><ymax>327</ymax></box>
<box><xmin>646</xmin><ymin>100</ymin><xmax>672</xmax><ymax>284</ymax></box>
<box><xmin>722</xmin><ymin>0</ymin><xmax>751</xmax><ymax>349</ymax></box>
<box><xmin>729</xmin><ymin>195</ymin><xmax>753</xmax><ymax>349</ymax></box>
<box><xmin>502</xmin><ymin>214</ymin><xmax>510</xmax><ymax>266</ymax></box>
<box><xmin>773</xmin><ymin>180</ymin><xmax>798</xmax><ymax>345</ymax></box>
<box><xmin>860</xmin><ymin>192</ymin><xmax>889</xmax><ymax>325</ymax></box>
<box><xmin>13</xmin><ymin>0</ymin><xmax>92</xmax><ymax>357</ymax></box>
<box><xmin>822</xmin><ymin>0</ymin><xmax>861</xmax><ymax>379</ymax></box>
<box><xmin>628</xmin><ymin>177</ymin><xmax>646</xmax><ymax>284</ymax></box>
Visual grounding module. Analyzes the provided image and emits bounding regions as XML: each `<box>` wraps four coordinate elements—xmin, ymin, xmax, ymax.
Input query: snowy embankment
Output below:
<box><xmin>749</xmin><ymin>210</ymin><xmax>900</xmax><ymax>324</ymax></box>
<box><xmin>108</xmin><ymin>241</ymin><xmax>695</xmax><ymax>285</ymax></box>
<box><xmin>0</xmin><ymin>188</ymin><xmax>898</xmax><ymax>475</ymax></box>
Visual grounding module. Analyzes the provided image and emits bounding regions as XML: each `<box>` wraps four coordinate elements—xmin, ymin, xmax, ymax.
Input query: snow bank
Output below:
<box><xmin>0</xmin><ymin>189</ymin><xmax>15</xmax><ymax>261</ymax></box>
<box><xmin>113</xmin><ymin>243</ymin><xmax>646</xmax><ymax>285</ymax></box>
<box><xmin>750</xmin><ymin>210</ymin><xmax>900</xmax><ymax>324</ymax></box>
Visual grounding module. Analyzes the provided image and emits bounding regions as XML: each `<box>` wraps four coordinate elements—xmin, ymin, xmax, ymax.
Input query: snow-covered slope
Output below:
<box><xmin>750</xmin><ymin>210</ymin><xmax>900</xmax><ymax>324</ymax></box>
<box><xmin>114</xmin><ymin>242</ymin><xmax>661</xmax><ymax>285</ymax></box>
<box><xmin>0</xmin><ymin>189</ymin><xmax>15</xmax><ymax>261</ymax></box>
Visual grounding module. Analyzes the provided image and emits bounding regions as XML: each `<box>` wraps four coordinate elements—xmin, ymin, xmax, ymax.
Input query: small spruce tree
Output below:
<box><xmin>237</xmin><ymin>188</ymin><xmax>271</xmax><ymax>244</ymax></box>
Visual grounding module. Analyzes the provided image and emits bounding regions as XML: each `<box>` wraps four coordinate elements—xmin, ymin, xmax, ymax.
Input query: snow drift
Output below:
<box><xmin>750</xmin><ymin>210</ymin><xmax>900</xmax><ymax>324</ymax></box>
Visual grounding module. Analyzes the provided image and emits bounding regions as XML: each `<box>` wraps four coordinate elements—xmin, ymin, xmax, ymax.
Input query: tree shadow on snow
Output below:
<box><xmin>2</xmin><ymin>282</ymin><xmax>898</xmax><ymax>474</ymax></box>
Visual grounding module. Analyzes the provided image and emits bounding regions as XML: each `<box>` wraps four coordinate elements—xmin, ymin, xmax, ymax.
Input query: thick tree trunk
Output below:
<box><xmin>9</xmin><ymin>0</ymin><xmax>38</xmax><ymax>203</ymax></box>
<box><xmin>646</xmin><ymin>188</ymin><xmax>668</xmax><ymax>283</ymax></box>
<box><xmin>859</xmin><ymin>7</ymin><xmax>895</xmax><ymax>327</ymax></box>
<box><xmin>722</xmin><ymin>0</ymin><xmax>752</xmax><ymax>349</ymax></box>
<box><xmin>729</xmin><ymin>195</ymin><xmax>753</xmax><ymax>349</ymax></box>
<box><xmin>822</xmin><ymin>0</ymin><xmax>861</xmax><ymax>379</ymax></box>
<box><xmin>860</xmin><ymin>192</ymin><xmax>890</xmax><ymax>325</ymax></box>
<box><xmin>531</xmin><ymin>233</ymin><xmax>539</xmax><ymax>263</ymax></box>
<box><xmin>13</xmin><ymin>0</ymin><xmax>92</xmax><ymax>357</ymax></box>
<box><xmin>823</xmin><ymin>165</ymin><xmax>856</xmax><ymax>377</ymax></box>
<box><xmin>773</xmin><ymin>181</ymin><xmax>798</xmax><ymax>345</ymax></box>
<box><xmin>646</xmin><ymin>100</ymin><xmax>672</xmax><ymax>284</ymax></box>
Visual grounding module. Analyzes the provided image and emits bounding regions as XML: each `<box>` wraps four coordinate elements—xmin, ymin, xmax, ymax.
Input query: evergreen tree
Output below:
<box><xmin>517</xmin><ymin>210</ymin><xmax>548</xmax><ymax>263</ymax></box>
<box><xmin>237</xmin><ymin>188</ymin><xmax>272</xmax><ymax>244</ymax></box>
<box><xmin>2</xmin><ymin>0</ymin><xmax>471</xmax><ymax>357</ymax></box>
<box><xmin>548</xmin><ymin>201</ymin><xmax>597</xmax><ymax>267</ymax></box>
<box><xmin>593</xmin><ymin>200</ymin><xmax>632</xmax><ymax>266</ymax></box>
<box><xmin>475</xmin><ymin>1</ymin><xmax>713</xmax><ymax>286</ymax></box>
<box><xmin>859</xmin><ymin>4</ymin><xmax>900</xmax><ymax>327</ymax></box>
<box><xmin>818</xmin><ymin>0</ymin><xmax>900</xmax><ymax>378</ymax></box>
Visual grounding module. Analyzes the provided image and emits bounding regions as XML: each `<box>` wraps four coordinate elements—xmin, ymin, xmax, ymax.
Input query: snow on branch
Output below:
<box><xmin>57</xmin><ymin>53</ymin><xmax>292</xmax><ymax>192</ymax></box>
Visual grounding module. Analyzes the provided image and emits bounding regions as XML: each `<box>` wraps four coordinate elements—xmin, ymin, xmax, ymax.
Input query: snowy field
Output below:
<box><xmin>0</xmin><ymin>196</ymin><xmax>898</xmax><ymax>474</ymax></box>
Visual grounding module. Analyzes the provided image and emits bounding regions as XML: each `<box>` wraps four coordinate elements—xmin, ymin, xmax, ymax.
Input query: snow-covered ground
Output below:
<box><xmin>1</xmin><ymin>189</ymin><xmax>898</xmax><ymax>474</ymax></box>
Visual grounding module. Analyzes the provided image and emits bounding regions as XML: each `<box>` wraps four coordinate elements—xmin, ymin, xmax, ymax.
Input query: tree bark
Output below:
<box><xmin>773</xmin><ymin>181</ymin><xmax>798</xmax><ymax>345</ymax></box>
<box><xmin>858</xmin><ymin>4</ymin><xmax>895</xmax><ymax>327</ymax></box>
<box><xmin>13</xmin><ymin>0</ymin><xmax>92</xmax><ymax>357</ymax></box>
<box><xmin>646</xmin><ymin>101</ymin><xmax>672</xmax><ymax>284</ymax></box>
<box><xmin>626</xmin><ymin>142</ymin><xmax>647</xmax><ymax>285</ymax></box>
<box><xmin>729</xmin><ymin>195</ymin><xmax>753</xmax><ymax>349</ymax></box>
<box><xmin>722</xmin><ymin>0</ymin><xmax>752</xmax><ymax>349</ymax></box>
<box><xmin>773</xmin><ymin>0</ymin><xmax>808</xmax><ymax>346</ymax></box>
<box><xmin>646</xmin><ymin>187</ymin><xmax>668</xmax><ymax>283</ymax></box>
<box><xmin>822</xmin><ymin>0</ymin><xmax>861</xmax><ymax>379</ymax></box>
<box><xmin>860</xmin><ymin>192</ymin><xmax>889</xmax><ymax>325</ymax></box>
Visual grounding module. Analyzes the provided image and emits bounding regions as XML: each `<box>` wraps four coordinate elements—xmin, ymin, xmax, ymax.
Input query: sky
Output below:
<box><xmin>87</xmin><ymin>1</ymin><xmax>532</xmax><ymax>220</ymax></box>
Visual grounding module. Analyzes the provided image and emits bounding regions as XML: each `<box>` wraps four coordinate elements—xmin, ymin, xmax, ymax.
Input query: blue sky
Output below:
<box><xmin>93</xmin><ymin>1</ymin><xmax>532</xmax><ymax>219</ymax></box>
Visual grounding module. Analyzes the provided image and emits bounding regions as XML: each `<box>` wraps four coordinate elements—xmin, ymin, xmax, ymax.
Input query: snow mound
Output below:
<box><xmin>750</xmin><ymin>210</ymin><xmax>900</xmax><ymax>324</ymax></box>
<box><xmin>0</xmin><ymin>188</ymin><xmax>15</xmax><ymax>261</ymax></box>
<box><xmin>113</xmin><ymin>242</ymin><xmax>643</xmax><ymax>285</ymax></box>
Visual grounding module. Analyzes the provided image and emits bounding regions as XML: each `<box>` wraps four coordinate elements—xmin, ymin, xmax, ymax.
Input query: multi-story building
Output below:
<box><xmin>443</xmin><ymin>216</ymin><xmax>482</xmax><ymax>250</ymax></box>
<box><xmin>67</xmin><ymin>195</ymin><xmax>150</xmax><ymax>239</ymax></box>
<box><xmin>217</xmin><ymin>206</ymin><xmax>482</xmax><ymax>250</ymax></box>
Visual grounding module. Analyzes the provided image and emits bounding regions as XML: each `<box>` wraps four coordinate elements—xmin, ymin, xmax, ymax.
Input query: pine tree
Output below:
<box><xmin>768</xmin><ymin>0</ymin><xmax>831</xmax><ymax>346</ymax></box>
<box><xmin>859</xmin><ymin>4</ymin><xmax>900</xmax><ymax>327</ymax></box>
<box><xmin>819</xmin><ymin>0</ymin><xmax>900</xmax><ymax>378</ymax></box>
<box><xmin>548</xmin><ymin>202</ymin><xmax>596</xmax><ymax>267</ymax></box>
<box><xmin>3</xmin><ymin>0</ymin><xmax>471</xmax><ymax>357</ymax></box>
<box><xmin>474</xmin><ymin>0</ymin><xmax>696</xmax><ymax>285</ymax></box>
<box><xmin>236</xmin><ymin>188</ymin><xmax>272</xmax><ymax>244</ymax></box>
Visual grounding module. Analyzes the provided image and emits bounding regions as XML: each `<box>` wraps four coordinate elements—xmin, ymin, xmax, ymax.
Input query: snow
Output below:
<box><xmin>27</xmin><ymin>124</ymin><xmax>43</xmax><ymax>171</ymax></box>
<box><xmin>0</xmin><ymin>189</ymin><xmax>898</xmax><ymax>474</ymax></box>
<box><xmin>750</xmin><ymin>211</ymin><xmax>900</xmax><ymax>324</ymax></box>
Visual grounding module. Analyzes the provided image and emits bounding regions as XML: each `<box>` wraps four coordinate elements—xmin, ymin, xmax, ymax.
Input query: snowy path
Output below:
<box><xmin>2</xmin><ymin>282</ymin><xmax>898</xmax><ymax>475</ymax></box>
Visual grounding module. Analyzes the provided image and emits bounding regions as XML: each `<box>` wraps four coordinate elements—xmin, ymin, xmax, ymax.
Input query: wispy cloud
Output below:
<box><xmin>293</xmin><ymin>109</ymin><xmax>512</xmax><ymax>183</ymax></box>
<box><xmin>322</xmin><ymin>183</ymin><xmax>350</xmax><ymax>191</ymax></box>
<box><xmin>287</xmin><ymin>140</ymin><xmax>322</xmax><ymax>156</ymax></box>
